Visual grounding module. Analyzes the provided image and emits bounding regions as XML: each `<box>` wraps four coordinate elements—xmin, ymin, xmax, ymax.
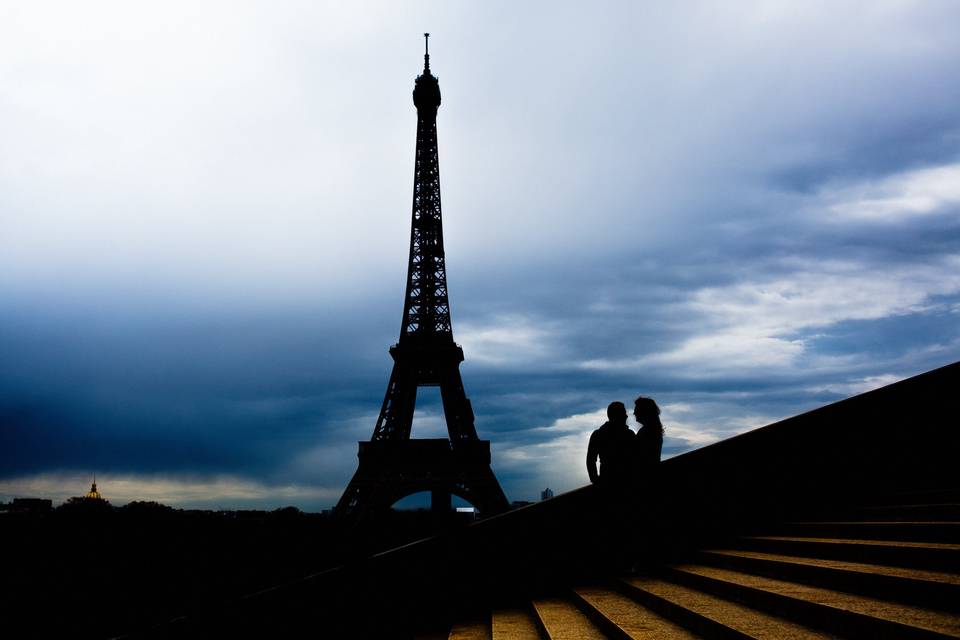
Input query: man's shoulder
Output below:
<box><xmin>594</xmin><ymin>421</ymin><xmax>634</xmax><ymax>441</ymax></box>
<box><xmin>592</xmin><ymin>421</ymin><xmax>612</xmax><ymax>436</ymax></box>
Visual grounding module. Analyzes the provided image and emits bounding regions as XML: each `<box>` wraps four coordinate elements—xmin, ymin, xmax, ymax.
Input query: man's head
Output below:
<box><xmin>607</xmin><ymin>401</ymin><xmax>628</xmax><ymax>424</ymax></box>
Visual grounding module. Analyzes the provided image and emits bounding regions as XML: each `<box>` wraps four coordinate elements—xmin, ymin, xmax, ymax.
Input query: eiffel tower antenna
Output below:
<box><xmin>335</xmin><ymin>36</ymin><xmax>509</xmax><ymax>520</ymax></box>
<box><xmin>424</xmin><ymin>32</ymin><xmax>430</xmax><ymax>72</ymax></box>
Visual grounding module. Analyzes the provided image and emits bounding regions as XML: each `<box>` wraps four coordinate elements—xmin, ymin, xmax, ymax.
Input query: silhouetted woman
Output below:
<box><xmin>633</xmin><ymin>396</ymin><xmax>663</xmax><ymax>479</ymax></box>
<box><xmin>631</xmin><ymin>396</ymin><xmax>665</xmax><ymax>570</ymax></box>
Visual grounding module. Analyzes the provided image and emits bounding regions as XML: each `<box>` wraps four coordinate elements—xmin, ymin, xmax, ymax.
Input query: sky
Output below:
<box><xmin>2</xmin><ymin>1</ymin><xmax>959</xmax><ymax>510</ymax></box>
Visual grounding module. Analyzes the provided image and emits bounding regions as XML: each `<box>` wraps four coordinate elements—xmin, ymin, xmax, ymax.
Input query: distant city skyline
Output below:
<box><xmin>2</xmin><ymin>2</ymin><xmax>960</xmax><ymax>510</ymax></box>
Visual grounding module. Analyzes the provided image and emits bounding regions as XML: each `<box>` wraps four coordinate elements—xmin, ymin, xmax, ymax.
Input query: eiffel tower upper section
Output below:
<box><xmin>365</xmin><ymin>34</ymin><xmax>484</xmax><ymax>444</ymax></box>
<box><xmin>400</xmin><ymin>33</ymin><xmax>452</xmax><ymax>342</ymax></box>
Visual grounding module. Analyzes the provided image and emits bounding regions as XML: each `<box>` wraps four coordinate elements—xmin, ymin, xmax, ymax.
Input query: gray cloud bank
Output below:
<box><xmin>2</xmin><ymin>2</ymin><xmax>959</xmax><ymax>508</ymax></box>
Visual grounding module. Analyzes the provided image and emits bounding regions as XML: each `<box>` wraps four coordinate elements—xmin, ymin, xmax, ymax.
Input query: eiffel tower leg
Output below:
<box><xmin>336</xmin><ymin>361</ymin><xmax>418</xmax><ymax>515</ymax></box>
<box><xmin>453</xmin><ymin>457</ymin><xmax>509</xmax><ymax>514</ymax></box>
<box><xmin>333</xmin><ymin>468</ymin><xmax>364</xmax><ymax>515</ymax></box>
<box><xmin>438</xmin><ymin>366</ymin><xmax>478</xmax><ymax>441</ymax></box>
<box><xmin>372</xmin><ymin>360</ymin><xmax>418</xmax><ymax>440</ymax></box>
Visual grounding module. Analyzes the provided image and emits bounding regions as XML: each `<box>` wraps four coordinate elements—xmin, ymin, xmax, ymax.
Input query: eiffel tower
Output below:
<box><xmin>335</xmin><ymin>35</ymin><xmax>509</xmax><ymax>520</ymax></box>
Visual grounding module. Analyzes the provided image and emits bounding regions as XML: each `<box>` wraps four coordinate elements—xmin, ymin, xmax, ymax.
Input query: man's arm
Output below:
<box><xmin>586</xmin><ymin>431</ymin><xmax>599</xmax><ymax>484</ymax></box>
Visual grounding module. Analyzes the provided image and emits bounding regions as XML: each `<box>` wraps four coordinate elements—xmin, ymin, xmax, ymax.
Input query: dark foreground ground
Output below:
<box><xmin>0</xmin><ymin>503</ymin><xmax>472</xmax><ymax>639</ymax></box>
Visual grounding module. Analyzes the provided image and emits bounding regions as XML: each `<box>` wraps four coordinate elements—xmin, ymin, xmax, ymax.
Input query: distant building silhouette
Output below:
<box><xmin>10</xmin><ymin>497</ymin><xmax>53</xmax><ymax>513</ymax></box>
<box><xmin>541</xmin><ymin>488</ymin><xmax>554</xmax><ymax>501</ymax></box>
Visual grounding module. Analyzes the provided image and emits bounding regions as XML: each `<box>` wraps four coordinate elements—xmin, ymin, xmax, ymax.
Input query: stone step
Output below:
<box><xmin>531</xmin><ymin>596</ymin><xmax>607</xmax><ymax>640</ymax></box>
<box><xmin>491</xmin><ymin>608</ymin><xmax>542</xmax><ymax>640</ymax></box>
<box><xmin>731</xmin><ymin>536</ymin><xmax>960</xmax><ymax>572</ymax></box>
<box><xmin>854</xmin><ymin>504</ymin><xmax>960</xmax><ymax>521</ymax></box>
<box><xmin>571</xmin><ymin>585</ymin><xmax>700</xmax><ymax>639</ymax></box>
<box><xmin>696</xmin><ymin>549</ymin><xmax>960</xmax><ymax>612</ymax></box>
<box><xmin>449</xmin><ymin>616</ymin><xmax>491</xmax><ymax>640</ymax></box>
<box><xmin>666</xmin><ymin>563</ymin><xmax>960</xmax><ymax>639</ymax></box>
<box><xmin>763</xmin><ymin>522</ymin><xmax>960</xmax><ymax>543</ymax></box>
<box><xmin>616</xmin><ymin>574</ymin><xmax>830</xmax><ymax>639</ymax></box>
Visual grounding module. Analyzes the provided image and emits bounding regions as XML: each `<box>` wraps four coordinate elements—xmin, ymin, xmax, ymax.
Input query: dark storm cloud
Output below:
<box><xmin>0</xmin><ymin>295</ymin><xmax>392</xmax><ymax>477</ymax></box>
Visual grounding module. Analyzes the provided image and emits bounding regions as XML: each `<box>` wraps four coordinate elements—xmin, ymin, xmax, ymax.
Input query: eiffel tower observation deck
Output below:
<box><xmin>334</xmin><ymin>35</ymin><xmax>509</xmax><ymax>520</ymax></box>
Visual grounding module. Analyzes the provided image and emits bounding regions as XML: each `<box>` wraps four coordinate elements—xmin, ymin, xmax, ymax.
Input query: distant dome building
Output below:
<box><xmin>63</xmin><ymin>476</ymin><xmax>111</xmax><ymax>511</ymax></box>
<box><xmin>84</xmin><ymin>478</ymin><xmax>102</xmax><ymax>500</ymax></box>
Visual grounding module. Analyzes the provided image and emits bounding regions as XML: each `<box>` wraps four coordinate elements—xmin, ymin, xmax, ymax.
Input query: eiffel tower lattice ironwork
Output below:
<box><xmin>335</xmin><ymin>35</ymin><xmax>509</xmax><ymax>519</ymax></box>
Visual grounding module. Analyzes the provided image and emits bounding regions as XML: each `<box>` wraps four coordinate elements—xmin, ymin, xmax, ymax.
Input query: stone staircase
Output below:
<box><xmin>434</xmin><ymin>490</ymin><xmax>960</xmax><ymax>639</ymax></box>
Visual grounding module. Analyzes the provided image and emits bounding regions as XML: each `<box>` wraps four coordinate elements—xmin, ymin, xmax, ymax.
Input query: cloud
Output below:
<box><xmin>457</xmin><ymin>315</ymin><xmax>555</xmax><ymax>367</ymax></box>
<box><xmin>495</xmin><ymin>408</ymin><xmax>604</xmax><ymax>494</ymax></box>
<box><xmin>657</xmin><ymin>402</ymin><xmax>773</xmax><ymax>450</ymax></box>
<box><xmin>583</xmin><ymin>255</ymin><xmax>960</xmax><ymax>377</ymax></box>
<box><xmin>806</xmin><ymin>373</ymin><xmax>903</xmax><ymax>397</ymax></box>
<box><xmin>824</xmin><ymin>163</ymin><xmax>960</xmax><ymax>222</ymax></box>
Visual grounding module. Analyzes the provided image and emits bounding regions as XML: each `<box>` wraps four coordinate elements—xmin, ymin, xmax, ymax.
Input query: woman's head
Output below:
<box><xmin>633</xmin><ymin>396</ymin><xmax>663</xmax><ymax>434</ymax></box>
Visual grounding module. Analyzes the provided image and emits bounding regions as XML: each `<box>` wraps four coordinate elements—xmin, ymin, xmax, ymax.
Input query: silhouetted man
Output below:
<box><xmin>587</xmin><ymin>402</ymin><xmax>636</xmax><ymax>488</ymax></box>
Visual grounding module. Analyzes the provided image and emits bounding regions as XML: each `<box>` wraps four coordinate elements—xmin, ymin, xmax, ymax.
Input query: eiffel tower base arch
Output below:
<box><xmin>335</xmin><ymin>439</ymin><xmax>509</xmax><ymax>520</ymax></box>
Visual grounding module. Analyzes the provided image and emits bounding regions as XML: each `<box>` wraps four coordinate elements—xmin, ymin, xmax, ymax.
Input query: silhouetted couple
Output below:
<box><xmin>586</xmin><ymin>397</ymin><xmax>664</xmax><ymax>490</ymax></box>
<box><xmin>586</xmin><ymin>397</ymin><xmax>665</xmax><ymax>572</ymax></box>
